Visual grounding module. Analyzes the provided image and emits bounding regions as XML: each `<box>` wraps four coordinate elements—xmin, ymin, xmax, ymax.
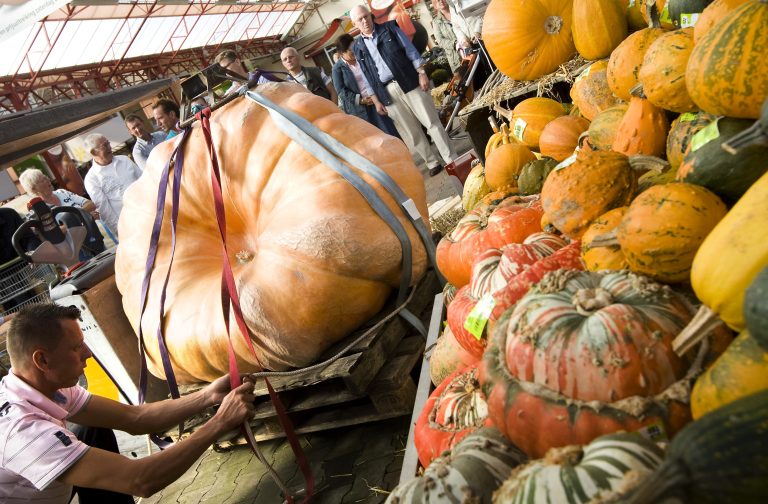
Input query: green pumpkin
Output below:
<box><xmin>493</xmin><ymin>433</ymin><xmax>665</xmax><ymax>503</ymax></box>
<box><xmin>517</xmin><ymin>157</ymin><xmax>558</xmax><ymax>195</ymax></box>
<box><xmin>629</xmin><ymin>389</ymin><xmax>768</xmax><ymax>504</ymax></box>
<box><xmin>669</xmin><ymin>0</ymin><xmax>715</xmax><ymax>28</ymax></box>
<box><xmin>745</xmin><ymin>266</ymin><xmax>768</xmax><ymax>350</ymax></box>
<box><xmin>461</xmin><ymin>164</ymin><xmax>491</xmax><ymax>211</ymax></box>
<box><xmin>386</xmin><ymin>428</ymin><xmax>527</xmax><ymax>503</ymax></box>
<box><xmin>676</xmin><ymin>117</ymin><xmax>768</xmax><ymax>203</ymax></box>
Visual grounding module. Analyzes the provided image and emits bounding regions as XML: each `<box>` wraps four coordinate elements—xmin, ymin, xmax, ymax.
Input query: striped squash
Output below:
<box><xmin>665</xmin><ymin>111</ymin><xmax>717</xmax><ymax>169</ymax></box>
<box><xmin>685</xmin><ymin>0</ymin><xmax>768</xmax><ymax>119</ymax></box>
<box><xmin>429</xmin><ymin>326</ymin><xmax>479</xmax><ymax>386</ymax></box>
<box><xmin>461</xmin><ymin>164</ymin><xmax>491</xmax><ymax>212</ymax></box>
<box><xmin>493</xmin><ymin>433</ymin><xmax>665</xmax><ymax>503</ymax></box>
<box><xmin>638</xmin><ymin>28</ymin><xmax>697</xmax><ymax>113</ymax></box>
<box><xmin>386</xmin><ymin>428</ymin><xmax>527</xmax><ymax>503</ymax></box>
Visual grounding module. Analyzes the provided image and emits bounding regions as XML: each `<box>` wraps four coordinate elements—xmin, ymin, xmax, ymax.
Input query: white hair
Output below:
<box><xmin>19</xmin><ymin>168</ymin><xmax>50</xmax><ymax>194</ymax></box>
<box><xmin>84</xmin><ymin>133</ymin><xmax>108</xmax><ymax>153</ymax></box>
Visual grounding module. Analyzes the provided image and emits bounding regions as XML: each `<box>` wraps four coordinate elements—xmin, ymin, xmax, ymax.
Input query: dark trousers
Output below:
<box><xmin>69</xmin><ymin>424</ymin><xmax>136</xmax><ymax>503</ymax></box>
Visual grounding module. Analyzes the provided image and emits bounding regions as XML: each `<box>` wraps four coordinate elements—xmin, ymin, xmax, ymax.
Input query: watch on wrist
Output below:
<box><xmin>417</xmin><ymin>68</ymin><xmax>426</xmax><ymax>75</ymax></box>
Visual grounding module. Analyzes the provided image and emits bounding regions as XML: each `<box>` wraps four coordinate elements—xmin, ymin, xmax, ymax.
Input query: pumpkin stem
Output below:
<box><xmin>629</xmin><ymin>84</ymin><xmax>647</xmax><ymax>99</ymax></box>
<box><xmin>644</xmin><ymin>0</ymin><xmax>662</xmax><ymax>29</ymax></box>
<box><xmin>589</xmin><ymin>231</ymin><xmax>619</xmax><ymax>248</ymax></box>
<box><xmin>488</xmin><ymin>115</ymin><xmax>500</xmax><ymax>133</ymax></box>
<box><xmin>493</xmin><ymin>104</ymin><xmax>513</xmax><ymax>122</ymax></box>
<box><xmin>628</xmin><ymin>155</ymin><xmax>670</xmax><ymax>174</ymax></box>
<box><xmin>543</xmin><ymin>15</ymin><xmax>564</xmax><ymax>35</ymax></box>
<box><xmin>572</xmin><ymin>288</ymin><xmax>615</xmax><ymax>316</ymax></box>
<box><xmin>544</xmin><ymin>444</ymin><xmax>583</xmax><ymax>466</ymax></box>
<box><xmin>672</xmin><ymin>305</ymin><xmax>725</xmax><ymax>357</ymax></box>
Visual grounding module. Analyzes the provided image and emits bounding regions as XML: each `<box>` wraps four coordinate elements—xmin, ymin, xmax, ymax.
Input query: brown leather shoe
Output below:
<box><xmin>428</xmin><ymin>165</ymin><xmax>443</xmax><ymax>177</ymax></box>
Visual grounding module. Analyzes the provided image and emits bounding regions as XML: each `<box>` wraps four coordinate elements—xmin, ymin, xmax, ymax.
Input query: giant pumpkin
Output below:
<box><xmin>115</xmin><ymin>84</ymin><xmax>431</xmax><ymax>382</ymax></box>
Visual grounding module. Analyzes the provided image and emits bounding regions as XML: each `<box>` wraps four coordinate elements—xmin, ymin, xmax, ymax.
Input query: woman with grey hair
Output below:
<box><xmin>19</xmin><ymin>168</ymin><xmax>98</xmax><ymax>219</ymax></box>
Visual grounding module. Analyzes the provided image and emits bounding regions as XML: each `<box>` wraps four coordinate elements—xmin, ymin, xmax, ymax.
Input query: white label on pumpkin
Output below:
<box><xmin>678</xmin><ymin>112</ymin><xmax>697</xmax><ymax>123</ymax></box>
<box><xmin>690</xmin><ymin>118</ymin><xmax>720</xmax><ymax>152</ymax></box>
<box><xmin>554</xmin><ymin>151</ymin><xmax>578</xmax><ymax>171</ymax></box>
<box><xmin>512</xmin><ymin>118</ymin><xmax>527</xmax><ymax>142</ymax></box>
<box><xmin>465</xmin><ymin>293</ymin><xmax>496</xmax><ymax>341</ymax></box>
<box><xmin>636</xmin><ymin>422</ymin><xmax>669</xmax><ymax>443</ymax></box>
<box><xmin>680</xmin><ymin>13</ymin><xmax>700</xmax><ymax>28</ymax></box>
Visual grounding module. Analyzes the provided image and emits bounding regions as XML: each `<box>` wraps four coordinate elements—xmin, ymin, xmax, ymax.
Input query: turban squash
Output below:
<box><xmin>115</xmin><ymin>84</ymin><xmax>430</xmax><ymax>382</ymax></box>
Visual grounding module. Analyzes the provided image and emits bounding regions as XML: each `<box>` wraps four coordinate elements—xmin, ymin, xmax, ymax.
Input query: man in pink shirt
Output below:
<box><xmin>0</xmin><ymin>303</ymin><xmax>256</xmax><ymax>502</ymax></box>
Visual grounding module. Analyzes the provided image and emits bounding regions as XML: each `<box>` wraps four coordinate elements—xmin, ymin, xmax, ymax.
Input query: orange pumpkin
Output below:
<box><xmin>639</xmin><ymin>28</ymin><xmax>697</xmax><ymax>113</ymax></box>
<box><xmin>619</xmin><ymin>0</ymin><xmax>651</xmax><ymax>30</ymax></box>
<box><xmin>616</xmin><ymin>182</ymin><xmax>728</xmax><ymax>283</ymax></box>
<box><xmin>538</xmin><ymin>115</ymin><xmax>590</xmax><ymax>161</ymax></box>
<box><xmin>509</xmin><ymin>97</ymin><xmax>566</xmax><ymax>149</ymax></box>
<box><xmin>694</xmin><ymin>0</ymin><xmax>751</xmax><ymax>43</ymax></box>
<box><xmin>541</xmin><ymin>149</ymin><xmax>638</xmax><ymax>239</ymax></box>
<box><xmin>484</xmin><ymin>143</ymin><xmax>538</xmax><ymax>190</ymax></box>
<box><xmin>612</xmin><ymin>86</ymin><xmax>670</xmax><ymax>157</ymax></box>
<box><xmin>640</xmin><ymin>0</ymin><xmax>677</xmax><ymax>29</ymax></box>
<box><xmin>581</xmin><ymin>207</ymin><xmax>629</xmax><ymax>271</ymax></box>
<box><xmin>666</xmin><ymin>111</ymin><xmax>717</xmax><ymax>169</ymax></box>
<box><xmin>114</xmin><ymin>84</ymin><xmax>431</xmax><ymax>382</ymax></box>
<box><xmin>585</xmin><ymin>104</ymin><xmax>628</xmax><ymax>150</ymax></box>
<box><xmin>482</xmin><ymin>0</ymin><xmax>576</xmax><ymax>81</ymax></box>
<box><xmin>569</xmin><ymin>60</ymin><xmax>624</xmax><ymax>121</ymax></box>
<box><xmin>685</xmin><ymin>0</ymin><xmax>768</xmax><ymax>119</ymax></box>
<box><xmin>607</xmin><ymin>27</ymin><xmax>666</xmax><ymax>101</ymax></box>
<box><xmin>572</xmin><ymin>0</ymin><xmax>628</xmax><ymax>60</ymax></box>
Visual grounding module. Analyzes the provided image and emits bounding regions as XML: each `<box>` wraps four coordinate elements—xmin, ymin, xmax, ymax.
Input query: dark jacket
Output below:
<box><xmin>332</xmin><ymin>59</ymin><xmax>368</xmax><ymax>119</ymax></box>
<box><xmin>352</xmin><ymin>21</ymin><xmax>420</xmax><ymax>106</ymax></box>
<box><xmin>300</xmin><ymin>66</ymin><xmax>331</xmax><ymax>100</ymax></box>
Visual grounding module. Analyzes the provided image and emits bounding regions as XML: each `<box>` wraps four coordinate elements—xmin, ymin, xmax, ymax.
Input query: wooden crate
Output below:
<box><xmin>167</xmin><ymin>270</ymin><xmax>440</xmax><ymax>447</ymax></box>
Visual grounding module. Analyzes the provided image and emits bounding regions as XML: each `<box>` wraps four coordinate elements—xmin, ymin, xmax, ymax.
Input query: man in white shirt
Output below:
<box><xmin>83</xmin><ymin>134</ymin><xmax>142</xmax><ymax>237</ymax></box>
<box><xmin>0</xmin><ymin>303</ymin><xmax>255</xmax><ymax>503</ymax></box>
<box><xmin>280</xmin><ymin>47</ymin><xmax>339</xmax><ymax>103</ymax></box>
<box><xmin>124</xmin><ymin>114</ymin><xmax>165</xmax><ymax>170</ymax></box>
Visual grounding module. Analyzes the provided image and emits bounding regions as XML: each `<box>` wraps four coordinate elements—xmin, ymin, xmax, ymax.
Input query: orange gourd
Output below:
<box><xmin>619</xmin><ymin>0</ymin><xmax>650</xmax><ymax>30</ymax></box>
<box><xmin>607</xmin><ymin>27</ymin><xmax>666</xmax><ymax>102</ymax></box>
<box><xmin>115</xmin><ymin>85</ymin><xmax>431</xmax><ymax>382</ymax></box>
<box><xmin>581</xmin><ymin>207</ymin><xmax>629</xmax><ymax>271</ymax></box>
<box><xmin>612</xmin><ymin>86</ymin><xmax>670</xmax><ymax>157</ymax></box>
<box><xmin>572</xmin><ymin>0</ymin><xmax>628</xmax><ymax>60</ymax></box>
<box><xmin>585</xmin><ymin>104</ymin><xmax>628</xmax><ymax>150</ymax></box>
<box><xmin>686</xmin><ymin>0</ymin><xmax>768</xmax><ymax>119</ymax></box>
<box><xmin>694</xmin><ymin>0</ymin><xmax>750</xmax><ymax>43</ymax></box>
<box><xmin>538</xmin><ymin>115</ymin><xmax>590</xmax><ymax>161</ymax></box>
<box><xmin>639</xmin><ymin>28</ymin><xmax>697</xmax><ymax>113</ymax></box>
<box><xmin>540</xmin><ymin>150</ymin><xmax>637</xmax><ymax>239</ymax></box>
<box><xmin>569</xmin><ymin>60</ymin><xmax>624</xmax><ymax>121</ymax></box>
<box><xmin>665</xmin><ymin>111</ymin><xmax>716</xmax><ymax>169</ymax></box>
<box><xmin>484</xmin><ymin>143</ymin><xmax>538</xmax><ymax>190</ymax></box>
<box><xmin>482</xmin><ymin>0</ymin><xmax>576</xmax><ymax>81</ymax></box>
<box><xmin>509</xmin><ymin>97</ymin><xmax>566</xmax><ymax>150</ymax></box>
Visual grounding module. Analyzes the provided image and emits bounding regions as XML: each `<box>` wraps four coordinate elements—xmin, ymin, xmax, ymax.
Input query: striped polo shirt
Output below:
<box><xmin>0</xmin><ymin>371</ymin><xmax>91</xmax><ymax>503</ymax></box>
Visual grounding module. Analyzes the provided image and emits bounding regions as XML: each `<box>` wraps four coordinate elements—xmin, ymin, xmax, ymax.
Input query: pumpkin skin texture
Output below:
<box><xmin>676</xmin><ymin>117</ymin><xmax>768</xmax><ymax>204</ymax></box>
<box><xmin>691</xmin><ymin>330</ymin><xmax>768</xmax><ymax>420</ymax></box>
<box><xmin>689</xmin><ymin>170</ymin><xmax>768</xmax><ymax>332</ymax></box>
<box><xmin>538</xmin><ymin>116</ymin><xmax>590</xmax><ymax>162</ymax></box>
<box><xmin>429</xmin><ymin>326</ymin><xmax>479</xmax><ymax>386</ymax></box>
<box><xmin>611</xmin><ymin>88</ymin><xmax>670</xmax><ymax>157</ymax></box>
<box><xmin>484</xmin><ymin>143</ymin><xmax>538</xmax><ymax>190</ymax></box>
<box><xmin>572</xmin><ymin>0</ymin><xmax>628</xmax><ymax>60</ymax></box>
<box><xmin>479</xmin><ymin>269</ymin><xmax>703</xmax><ymax>459</ymax></box>
<box><xmin>387</xmin><ymin>428</ymin><xmax>527</xmax><ymax>503</ymax></box>
<box><xmin>666</xmin><ymin>111</ymin><xmax>716</xmax><ymax>169</ymax></box>
<box><xmin>693</xmin><ymin>0</ymin><xmax>751</xmax><ymax>43</ymax></box>
<box><xmin>541</xmin><ymin>149</ymin><xmax>637</xmax><ymax>240</ymax></box>
<box><xmin>607</xmin><ymin>28</ymin><xmax>666</xmax><ymax>102</ymax></box>
<box><xmin>115</xmin><ymin>85</ymin><xmax>430</xmax><ymax>382</ymax></box>
<box><xmin>617</xmin><ymin>182</ymin><xmax>727</xmax><ymax>283</ymax></box>
<box><xmin>415</xmin><ymin>366</ymin><xmax>493</xmax><ymax>467</ymax></box>
<box><xmin>435</xmin><ymin>196</ymin><xmax>543</xmax><ymax>287</ymax></box>
<box><xmin>461</xmin><ymin>163</ymin><xmax>491</xmax><ymax>211</ymax></box>
<box><xmin>685</xmin><ymin>0</ymin><xmax>768</xmax><ymax>119</ymax></box>
<box><xmin>744</xmin><ymin>267</ymin><xmax>768</xmax><ymax>349</ymax></box>
<box><xmin>569</xmin><ymin>60</ymin><xmax>624</xmax><ymax>122</ymax></box>
<box><xmin>492</xmin><ymin>433</ymin><xmax>665</xmax><ymax>503</ymax></box>
<box><xmin>482</xmin><ymin>0</ymin><xmax>576</xmax><ymax>81</ymax></box>
<box><xmin>639</xmin><ymin>28</ymin><xmax>697</xmax><ymax>113</ymax></box>
<box><xmin>585</xmin><ymin>104</ymin><xmax>628</xmax><ymax>150</ymax></box>
<box><xmin>517</xmin><ymin>157</ymin><xmax>559</xmax><ymax>195</ymax></box>
<box><xmin>581</xmin><ymin>207</ymin><xmax>628</xmax><ymax>272</ymax></box>
<box><xmin>509</xmin><ymin>97</ymin><xmax>566</xmax><ymax>149</ymax></box>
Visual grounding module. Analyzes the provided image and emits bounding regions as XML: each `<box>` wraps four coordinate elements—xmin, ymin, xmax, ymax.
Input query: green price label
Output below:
<box><xmin>678</xmin><ymin>112</ymin><xmax>697</xmax><ymax>123</ymax></box>
<box><xmin>690</xmin><ymin>118</ymin><xmax>720</xmax><ymax>152</ymax></box>
<box><xmin>513</xmin><ymin>118</ymin><xmax>527</xmax><ymax>142</ymax></box>
<box><xmin>680</xmin><ymin>12</ymin><xmax>699</xmax><ymax>28</ymax></box>
<box><xmin>660</xmin><ymin>4</ymin><xmax>672</xmax><ymax>24</ymax></box>
<box><xmin>464</xmin><ymin>294</ymin><xmax>496</xmax><ymax>341</ymax></box>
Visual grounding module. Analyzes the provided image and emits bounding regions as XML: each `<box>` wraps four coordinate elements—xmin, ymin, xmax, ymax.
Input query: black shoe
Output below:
<box><xmin>428</xmin><ymin>165</ymin><xmax>443</xmax><ymax>177</ymax></box>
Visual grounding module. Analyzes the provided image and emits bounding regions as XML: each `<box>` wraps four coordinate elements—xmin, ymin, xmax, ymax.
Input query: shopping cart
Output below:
<box><xmin>0</xmin><ymin>256</ymin><xmax>59</xmax><ymax>317</ymax></box>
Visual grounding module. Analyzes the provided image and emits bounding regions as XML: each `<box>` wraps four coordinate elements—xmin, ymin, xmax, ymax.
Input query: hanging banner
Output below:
<box><xmin>0</xmin><ymin>0</ymin><xmax>70</xmax><ymax>44</ymax></box>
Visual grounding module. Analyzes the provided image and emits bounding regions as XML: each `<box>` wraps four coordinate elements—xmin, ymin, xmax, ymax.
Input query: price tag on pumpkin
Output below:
<box><xmin>690</xmin><ymin>118</ymin><xmax>720</xmax><ymax>152</ymax></box>
<box><xmin>660</xmin><ymin>3</ymin><xmax>672</xmax><ymax>24</ymax></box>
<box><xmin>636</xmin><ymin>422</ymin><xmax>669</xmax><ymax>443</ymax></box>
<box><xmin>678</xmin><ymin>112</ymin><xmax>697</xmax><ymax>123</ymax></box>
<box><xmin>554</xmin><ymin>151</ymin><xmax>578</xmax><ymax>171</ymax></box>
<box><xmin>464</xmin><ymin>293</ymin><xmax>496</xmax><ymax>341</ymax></box>
<box><xmin>680</xmin><ymin>12</ymin><xmax>700</xmax><ymax>28</ymax></box>
<box><xmin>512</xmin><ymin>118</ymin><xmax>527</xmax><ymax>142</ymax></box>
<box><xmin>628</xmin><ymin>0</ymin><xmax>635</xmax><ymax>6</ymax></box>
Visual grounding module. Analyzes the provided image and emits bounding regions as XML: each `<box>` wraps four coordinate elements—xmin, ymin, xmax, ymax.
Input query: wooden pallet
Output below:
<box><xmin>168</xmin><ymin>270</ymin><xmax>440</xmax><ymax>447</ymax></box>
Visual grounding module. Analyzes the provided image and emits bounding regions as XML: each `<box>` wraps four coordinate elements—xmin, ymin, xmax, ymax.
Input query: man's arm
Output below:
<box><xmin>391</xmin><ymin>23</ymin><xmax>430</xmax><ymax>91</ymax></box>
<box><xmin>132</xmin><ymin>145</ymin><xmax>148</xmax><ymax>170</ymax></box>
<box><xmin>59</xmin><ymin>379</ymin><xmax>255</xmax><ymax>498</ymax></box>
<box><xmin>326</xmin><ymin>82</ymin><xmax>338</xmax><ymax>104</ymax></box>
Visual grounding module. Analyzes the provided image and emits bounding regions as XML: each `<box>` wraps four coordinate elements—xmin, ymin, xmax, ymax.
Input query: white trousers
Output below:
<box><xmin>384</xmin><ymin>82</ymin><xmax>457</xmax><ymax>168</ymax></box>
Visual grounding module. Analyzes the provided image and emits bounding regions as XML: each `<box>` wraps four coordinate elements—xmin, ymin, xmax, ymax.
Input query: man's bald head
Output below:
<box><xmin>350</xmin><ymin>5</ymin><xmax>374</xmax><ymax>36</ymax></box>
<box><xmin>280</xmin><ymin>47</ymin><xmax>301</xmax><ymax>74</ymax></box>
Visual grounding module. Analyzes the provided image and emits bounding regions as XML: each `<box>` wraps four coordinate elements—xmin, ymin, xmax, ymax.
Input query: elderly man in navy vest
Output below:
<box><xmin>350</xmin><ymin>4</ymin><xmax>457</xmax><ymax>177</ymax></box>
